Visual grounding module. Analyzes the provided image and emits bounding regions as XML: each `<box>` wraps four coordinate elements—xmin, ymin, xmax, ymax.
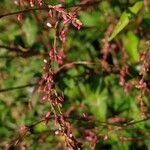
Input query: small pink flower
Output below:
<box><xmin>17</xmin><ymin>13</ymin><xmax>24</xmax><ymax>22</ymax></box>
<box><xmin>19</xmin><ymin>125</ymin><xmax>28</xmax><ymax>134</ymax></box>
<box><xmin>29</xmin><ymin>0</ymin><xmax>34</xmax><ymax>7</ymax></box>
<box><xmin>146</xmin><ymin>40</ymin><xmax>150</xmax><ymax>45</ymax></box>
<box><xmin>37</xmin><ymin>0</ymin><xmax>43</xmax><ymax>6</ymax></box>
<box><xmin>59</xmin><ymin>27</ymin><xmax>68</xmax><ymax>43</ymax></box>
<box><xmin>49</xmin><ymin>48</ymin><xmax>64</xmax><ymax>64</ymax></box>
<box><xmin>72</xmin><ymin>19</ymin><xmax>82</xmax><ymax>29</ymax></box>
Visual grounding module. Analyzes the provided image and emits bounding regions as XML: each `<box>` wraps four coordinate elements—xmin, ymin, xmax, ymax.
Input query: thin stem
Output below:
<box><xmin>23</xmin><ymin>115</ymin><xmax>150</xmax><ymax>130</ymax></box>
<box><xmin>0</xmin><ymin>44</ymin><xmax>47</xmax><ymax>58</ymax></box>
<box><xmin>0</xmin><ymin>1</ymin><xmax>100</xmax><ymax>19</ymax></box>
<box><xmin>0</xmin><ymin>83</ymin><xmax>37</xmax><ymax>93</ymax></box>
<box><xmin>53</xmin><ymin>21</ymin><xmax>58</xmax><ymax>50</ymax></box>
<box><xmin>0</xmin><ymin>45</ymin><xmax>26</xmax><ymax>53</ymax></box>
<box><xmin>0</xmin><ymin>61</ymin><xmax>99</xmax><ymax>93</ymax></box>
<box><xmin>0</xmin><ymin>7</ymin><xmax>48</xmax><ymax>19</ymax></box>
<box><xmin>124</xmin><ymin>117</ymin><xmax>150</xmax><ymax>126</ymax></box>
<box><xmin>55</xmin><ymin>61</ymin><xmax>100</xmax><ymax>74</ymax></box>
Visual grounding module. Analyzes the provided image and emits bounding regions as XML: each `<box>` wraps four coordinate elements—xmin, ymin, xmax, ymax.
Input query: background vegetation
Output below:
<box><xmin>0</xmin><ymin>0</ymin><xmax>150</xmax><ymax>149</ymax></box>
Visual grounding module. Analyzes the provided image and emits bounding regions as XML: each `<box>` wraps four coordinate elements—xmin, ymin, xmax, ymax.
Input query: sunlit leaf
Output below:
<box><xmin>22</xmin><ymin>16</ymin><xmax>38</xmax><ymax>46</ymax></box>
<box><xmin>35</xmin><ymin>122</ymin><xmax>47</xmax><ymax>132</ymax></box>
<box><xmin>109</xmin><ymin>12</ymin><xmax>130</xmax><ymax>41</ymax></box>
<box><xmin>122</xmin><ymin>31</ymin><xmax>139</xmax><ymax>62</ymax></box>
<box><xmin>129</xmin><ymin>1</ymin><xmax>143</xmax><ymax>14</ymax></box>
<box><xmin>79</xmin><ymin>12</ymin><xmax>106</xmax><ymax>27</ymax></box>
<box><xmin>109</xmin><ymin>1</ymin><xmax>143</xmax><ymax>41</ymax></box>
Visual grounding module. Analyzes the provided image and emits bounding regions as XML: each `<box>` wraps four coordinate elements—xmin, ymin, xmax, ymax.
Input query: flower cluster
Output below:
<box><xmin>38</xmin><ymin>58</ymin><xmax>82</xmax><ymax>149</ymax></box>
<box><xmin>37</xmin><ymin>4</ymin><xmax>83</xmax><ymax>149</ymax></box>
<box><xmin>48</xmin><ymin>4</ymin><xmax>82</xmax><ymax>29</ymax></box>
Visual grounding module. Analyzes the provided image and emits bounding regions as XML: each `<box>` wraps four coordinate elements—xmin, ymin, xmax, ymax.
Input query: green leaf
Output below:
<box><xmin>78</xmin><ymin>83</ymin><xmax>107</xmax><ymax>121</ymax></box>
<box><xmin>22</xmin><ymin>16</ymin><xmax>38</xmax><ymax>46</ymax></box>
<box><xmin>122</xmin><ymin>31</ymin><xmax>139</xmax><ymax>62</ymax></box>
<box><xmin>109</xmin><ymin>11</ymin><xmax>130</xmax><ymax>41</ymax></box>
<box><xmin>109</xmin><ymin>1</ymin><xmax>143</xmax><ymax>41</ymax></box>
<box><xmin>129</xmin><ymin>1</ymin><xmax>143</xmax><ymax>14</ymax></box>
<box><xmin>34</xmin><ymin>122</ymin><xmax>47</xmax><ymax>132</ymax></box>
<box><xmin>79</xmin><ymin>12</ymin><xmax>106</xmax><ymax>27</ymax></box>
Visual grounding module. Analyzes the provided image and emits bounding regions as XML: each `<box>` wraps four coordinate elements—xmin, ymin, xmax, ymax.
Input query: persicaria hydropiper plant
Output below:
<box><xmin>12</xmin><ymin>1</ymin><xmax>88</xmax><ymax>149</ymax></box>
<box><xmin>1</xmin><ymin>0</ymin><xmax>150</xmax><ymax>149</ymax></box>
<box><xmin>38</xmin><ymin>4</ymin><xmax>84</xmax><ymax>150</ymax></box>
<box><xmin>15</xmin><ymin>1</ymin><xmax>84</xmax><ymax>149</ymax></box>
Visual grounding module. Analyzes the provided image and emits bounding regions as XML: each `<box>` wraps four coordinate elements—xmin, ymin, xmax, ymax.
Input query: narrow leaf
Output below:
<box><xmin>108</xmin><ymin>12</ymin><xmax>130</xmax><ymax>41</ymax></box>
<box><xmin>122</xmin><ymin>31</ymin><xmax>139</xmax><ymax>62</ymax></box>
<box><xmin>109</xmin><ymin>1</ymin><xmax>143</xmax><ymax>41</ymax></box>
<box><xmin>129</xmin><ymin>1</ymin><xmax>143</xmax><ymax>14</ymax></box>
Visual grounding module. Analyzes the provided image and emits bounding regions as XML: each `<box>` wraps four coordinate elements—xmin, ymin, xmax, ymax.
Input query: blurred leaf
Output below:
<box><xmin>22</xmin><ymin>16</ymin><xmax>38</xmax><ymax>46</ymax></box>
<box><xmin>0</xmin><ymin>0</ymin><xmax>149</xmax><ymax>148</ymax></box>
<box><xmin>128</xmin><ymin>1</ymin><xmax>143</xmax><ymax>14</ymax></box>
<box><xmin>79</xmin><ymin>83</ymin><xmax>107</xmax><ymax>121</ymax></box>
<box><xmin>0</xmin><ymin>21</ymin><xmax>21</xmax><ymax>42</ymax></box>
<box><xmin>79</xmin><ymin>12</ymin><xmax>105</xmax><ymax>27</ymax></box>
<box><xmin>109</xmin><ymin>1</ymin><xmax>143</xmax><ymax>41</ymax></box>
<box><xmin>109</xmin><ymin>12</ymin><xmax>130</xmax><ymax>41</ymax></box>
<box><xmin>34</xmin><ymin>122</ymin><xmax>47</xmax><ymax>132</ymax></box>
<box><xmin>122</xmin><ymin>31</ymin><xmax>139</xmax><ymax>62</ymax></box>
<box><xmin>0</xmin><ymin>101</ymin><xmax>9</xmax><ymax>121</ymax></box>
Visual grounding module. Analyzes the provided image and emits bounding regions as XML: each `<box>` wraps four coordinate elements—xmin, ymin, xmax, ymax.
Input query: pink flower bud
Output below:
<box><xmin>19</xmin><ymin>125</ymin><xmax>28</xmax><ymax>134</ymax></box>
<box><xmin>72</xmin><ymin>19</ymin><xmax>82</xmax><ymax>30</ymax></box>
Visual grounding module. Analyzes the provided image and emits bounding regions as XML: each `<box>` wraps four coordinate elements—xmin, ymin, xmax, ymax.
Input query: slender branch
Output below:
<box><xmin>65</xmin><ymin>0</ymin><xmax>100</xmax><ymax>8</ymax></box>
<box><xmin>0</xmin><ymin>83</ymin><xmax>37</xmax><ymax>93</ymax></box>
<box><xmin>8</xmin><ymin>115</ymin><xmax>150</xmax><ymax>147</ymax></box>
<box><xmin>22</xmin><ymin>115</ymin><xmax>150</xmax><ymax>132</ymax></box>
<box><xmin>16</xmin><ymin>112</ymin><xmax>150</xmax><ymax>130</ymax></box>
<box><xmin>0</xmin><ymin>7</ymin><xmax>48</xmax><ymax>19</ymax></box>
<box><xmin>0</xmin><ymin>45</ymin><xmax>26</xmax><ymax>53</ymax></box>
<box><xmin>0</xmin><ymin>1</ymin><xmax>100</xmax><ymax>19</ymax></box>
<box><xmin>1</xmin><ymin>59</ymin><xmax>150</xmax><ymax>93</ymax></box>
<box><xmin>124</xmin><ymin>116</ymin><xmax>150</xmax><ymax>126</ymax></box>
<box><xmin>0</xmin><ymin>61</ymin><xmax>100</xmax><ymax>93</ymax></box>
<box><xmin>55</xmin><ymin>61</ymin><xmax>100</xmax><ymax>74</ymax></box>
<box><xmin>0</xmin><ymin>44</ymin><xmax>48</xmax><ymax>58</ymax></box>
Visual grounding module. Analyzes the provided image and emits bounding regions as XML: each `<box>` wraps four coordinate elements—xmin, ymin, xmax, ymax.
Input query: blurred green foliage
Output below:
<box><xmin>0</xmin><ymin>0</ymin><xmax>150</xmax><ymax>149</ymax></box>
